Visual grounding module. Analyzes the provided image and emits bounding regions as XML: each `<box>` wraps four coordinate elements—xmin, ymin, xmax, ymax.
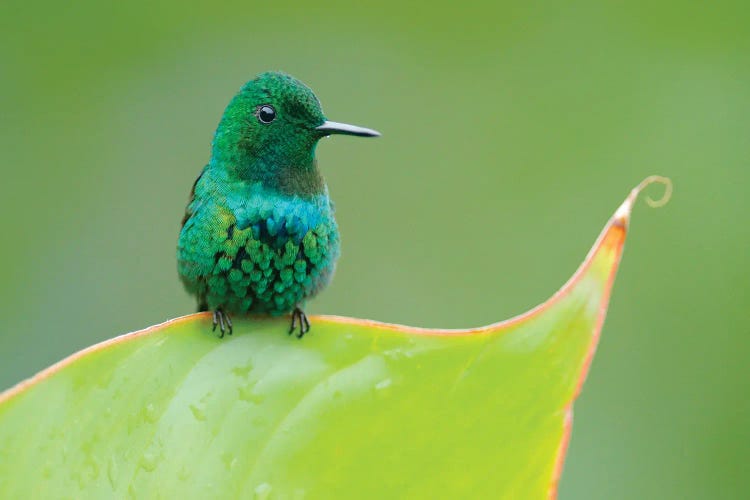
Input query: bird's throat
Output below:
<box><xmin>276</xmin><ymin>158</ymin><xmax>325</xmax><ymax>196</ymax></box>
<box><xmin>213</xmin><ymin>149</ymin><xmax>325</xmax><ymax>198</ymax></box>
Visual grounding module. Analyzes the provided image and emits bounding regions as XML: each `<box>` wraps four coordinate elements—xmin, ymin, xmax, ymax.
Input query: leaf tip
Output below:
<box><xmin>639</xmin><ymin>175</ymin><xmax>673</xmax><ymax>208</ymax></box>
<box><xmin>614</xmin><ymin>175</ymin><xmax>673</xmax><ymax>226</ymax></box>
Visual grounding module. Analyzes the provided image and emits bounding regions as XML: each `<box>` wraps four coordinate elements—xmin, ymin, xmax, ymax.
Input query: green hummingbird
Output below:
<box><xmin>177</xmin><ymin>71</ymin><xmax>379</xmax><ymax>337</ymax></box>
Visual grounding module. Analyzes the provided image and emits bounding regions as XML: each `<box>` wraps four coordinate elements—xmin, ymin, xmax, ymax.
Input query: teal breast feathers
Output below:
<box><xmin>178</xmin><ymin>177</ymin><xmax>340</xmax><ymax>316</ymax></box>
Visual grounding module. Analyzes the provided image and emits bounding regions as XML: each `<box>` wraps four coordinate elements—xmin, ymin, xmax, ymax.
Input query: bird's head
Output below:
<box><xmin>210</xmin><ymin>71</ymin><xmax>379</xmax><ymax>196</ymax></box>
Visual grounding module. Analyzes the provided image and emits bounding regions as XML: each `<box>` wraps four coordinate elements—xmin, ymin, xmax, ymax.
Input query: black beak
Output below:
<box><xmin>316</xmin><ymin>120</ymin><xmax>380</xmax><ymax>137</ymax></box>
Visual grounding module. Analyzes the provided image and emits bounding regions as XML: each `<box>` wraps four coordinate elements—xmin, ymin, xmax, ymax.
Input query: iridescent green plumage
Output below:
<box><xmin>177</xmin><ymin>72</ymin><xmax>378</xmax><ymax>336</ymax></box>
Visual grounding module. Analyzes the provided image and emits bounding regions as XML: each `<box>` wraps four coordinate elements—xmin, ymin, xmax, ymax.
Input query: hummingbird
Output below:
<box><xmin>177</xmin><ymin>71</ymin><xmax>379</xmax><ymax>337</ymax></box>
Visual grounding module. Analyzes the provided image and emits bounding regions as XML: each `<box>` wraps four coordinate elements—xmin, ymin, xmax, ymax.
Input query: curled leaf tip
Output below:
<box><xmin>613</xmin><ymin>175</ymin><xmax>672</xmax><ymax>227</ymax></box>
<box><xmin>637</xmin><ymin>175</ymin><xmax>673</xmax><ymax>208</ymax></box>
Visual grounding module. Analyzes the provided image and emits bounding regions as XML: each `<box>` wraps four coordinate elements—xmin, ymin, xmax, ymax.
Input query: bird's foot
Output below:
<box><xmin>288</xmin><ymin>306</ymin><xmax>310</xmax><ymax>338</ymax></box>
<box><xmin>212</xmin><ymin>309</ymin><xmax>233</xmax><ymax>338</ymax></box>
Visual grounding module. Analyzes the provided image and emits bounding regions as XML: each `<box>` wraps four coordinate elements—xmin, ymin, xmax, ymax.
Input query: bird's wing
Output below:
<box><xmin>181</xmin><ymin>165</ymin><xmax>208</xmax><ymax>228</ymax></box>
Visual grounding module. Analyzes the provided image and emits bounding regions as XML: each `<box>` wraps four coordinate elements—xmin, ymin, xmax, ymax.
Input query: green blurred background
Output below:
<box><xmin>1</xmin><ymin>0</ymin><xmax>748</xmax><ymax>498</ymax></box>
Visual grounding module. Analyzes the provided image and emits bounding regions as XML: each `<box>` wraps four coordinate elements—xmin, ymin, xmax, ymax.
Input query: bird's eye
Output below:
<box><xmin>257</xmin><ymin>105</ymin><xmax>276</xmax><ymax>124</ymax></box>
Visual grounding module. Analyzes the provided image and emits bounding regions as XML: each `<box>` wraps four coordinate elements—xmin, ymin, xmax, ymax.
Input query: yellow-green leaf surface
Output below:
<box><xmin>0</xmin><ymin>178</ymin><xmax>670</xmax><ymax>499</ymax></box>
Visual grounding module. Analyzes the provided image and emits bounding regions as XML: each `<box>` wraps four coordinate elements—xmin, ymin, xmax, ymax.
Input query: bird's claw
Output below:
<box><xmin>288</xmin><ymin>307</ymin><xmax>310</xmax><ymax>338</ymax></box>
<box><xmin>212</xmin><ymin>309</ymin><xmax>233</xmax><ymax>338</ymax></box>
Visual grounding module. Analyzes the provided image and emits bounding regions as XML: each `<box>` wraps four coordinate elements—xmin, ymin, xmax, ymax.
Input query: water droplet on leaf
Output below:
<box><xmin>254</xmin><ymin>482</ymin><xmax>273</xmax><ymax>499</ymax></box>
<box><xmin>189</xmin><ymin>404</ymin><xmax>206</xmax><ymax>421</ymax></box>
<box><xmin>375</xmin><ymin>378</ymin><xmax>392</xmax><ymax>390</ymax></box>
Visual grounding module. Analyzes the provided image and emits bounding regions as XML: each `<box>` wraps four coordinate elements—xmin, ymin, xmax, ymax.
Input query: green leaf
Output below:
<box><xmin>0</xmin><ymin>178</ymin><xmax>670</xmax><ymax>499</ymax></box>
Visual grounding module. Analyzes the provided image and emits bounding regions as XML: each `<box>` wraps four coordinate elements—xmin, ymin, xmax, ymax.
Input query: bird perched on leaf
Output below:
<box><xmin>177</xmin><ymin>71</ymin><xmax>379</xmax><ymax>337</ymax></box>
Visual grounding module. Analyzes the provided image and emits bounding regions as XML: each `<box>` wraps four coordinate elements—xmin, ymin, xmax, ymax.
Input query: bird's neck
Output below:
<box><xmin>210</xmin><ymin>125</ymin><xmax>324</xmax><ymax>197</ymax></box>
<box><xmin>206</xmin><ymin>157</ymin><xmax>328</xmax><ymax>202</ymax></box>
